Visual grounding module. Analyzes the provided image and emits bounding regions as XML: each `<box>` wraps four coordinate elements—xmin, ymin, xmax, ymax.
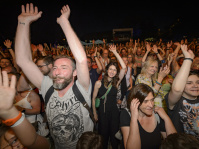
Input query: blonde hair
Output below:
<box><xmin>141</xmin><ymin>59</ymin><xmax>158</xmax><ymax>83</ymax></box>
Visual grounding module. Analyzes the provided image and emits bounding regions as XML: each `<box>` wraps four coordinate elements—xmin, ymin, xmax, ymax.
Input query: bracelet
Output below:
<box><xmin>94</xmin><ymin>56</ymin><xmax>97</xmax><ymax>58</ymax></box>
<box><xmin>156</xmin><ymin>81</ymin><xmax>162</xmax><ymax>86</ymax></box>
<box><xmin>184</xmin><ymin>58</ymin><xmax>193</xmax><ymax>62</ymax></box>
<box><xmin>155</xmin><ymin>53</ymin><xmax>159</xmax><ymax>55</ymax></box>
<box><xmin>11</xmin><ymin>113</ymin><xmax>25</xmax><ymax>127</ymax></box>
<box><xmin>2</xmin><ymin>112</ymin><xmax>22</xmax><ymax>126</ymax></box>
<box><xmin>7</xmin><ymin>48</ymin><xmax>12</xmax><ymax>49</ymax></box>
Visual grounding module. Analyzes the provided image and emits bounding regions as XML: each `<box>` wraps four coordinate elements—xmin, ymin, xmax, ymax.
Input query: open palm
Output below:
<box><xmin>0</xmin><ymin>71</ymin><xmax>16</xmax><ymax>114</ymax></box>
<box><xmin>18</xmin><ymin>3</ymin><xmax>42</xmax><ymax>24</ymax></box>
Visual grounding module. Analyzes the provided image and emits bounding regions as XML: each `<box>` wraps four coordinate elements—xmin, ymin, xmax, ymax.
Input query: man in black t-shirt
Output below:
<box><xmin>166</xmin><ymin>45</ymin><xmax>199</xmax><ymax>139</ymax></box>
<box><xmin>87</xmin><ymin>55</ymin><xmax>102</xmax><ymax>98</ymax></box>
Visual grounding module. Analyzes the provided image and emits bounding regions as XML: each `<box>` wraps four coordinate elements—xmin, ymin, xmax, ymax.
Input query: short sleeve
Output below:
<box><xmin>120</xmin><ymin>109</ymin><xmax>131</xmax><ymax>127</ymax></box>
<box><xmin>76</xmin><ymin>80</ymin><xmax>92</xmax><ymax>106</ymax></box>
<box><xmin>41</xmin><ymin>76</ymin><xmax>53</xmax><ymax>99</ymax></box>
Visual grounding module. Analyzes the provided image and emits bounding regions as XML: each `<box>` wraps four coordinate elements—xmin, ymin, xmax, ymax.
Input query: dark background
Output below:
<box><xmin>0</xmin><ymin>0</ymin><xmax>198</xmax><ymax>45</ymax></box>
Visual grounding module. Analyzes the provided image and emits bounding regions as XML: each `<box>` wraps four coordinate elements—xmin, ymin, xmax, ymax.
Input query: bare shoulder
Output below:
<box><xmin>95</xmin><ymin>80</ymin><xmax>102</xmax><ymax>88</ymax></box>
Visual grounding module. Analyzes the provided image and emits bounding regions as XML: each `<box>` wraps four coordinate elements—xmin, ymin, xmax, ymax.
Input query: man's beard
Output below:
<box><xmin>53</xmin><ymin>75</ymin><xmax>73</xmax><ymax>90</ymax></box>
<box><xmin>43</xmin><ymin>68</ymin><xmax>51</xmax><ymax>76</ymax></box>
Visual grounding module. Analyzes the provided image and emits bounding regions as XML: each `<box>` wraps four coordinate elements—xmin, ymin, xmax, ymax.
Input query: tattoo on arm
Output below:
<box><xmin>19</xmin><ymin>22</ymin><xmax>25</xmax><ymax>25</ymax></box>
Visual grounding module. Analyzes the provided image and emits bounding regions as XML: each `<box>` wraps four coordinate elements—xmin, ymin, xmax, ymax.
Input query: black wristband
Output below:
<box><xmin>184</xmin><ymin>58</ymin><xmax>193</xmax><ymax>62</ymax></box>
<box><xmin>7</xmin><ymin>48</ymin><xmax>12</xmax><ymax>49</ymax></box>
<box><xmin>155</xmin><ymin>53</ymin><xmax>159</xmax><ymax>55</ymax></box>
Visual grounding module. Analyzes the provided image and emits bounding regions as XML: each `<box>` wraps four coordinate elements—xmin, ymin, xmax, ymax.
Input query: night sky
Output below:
<box><xmin>0</xmin><ymin>0</ymin><xmax>198</xmax><ymax>45</ymax></box>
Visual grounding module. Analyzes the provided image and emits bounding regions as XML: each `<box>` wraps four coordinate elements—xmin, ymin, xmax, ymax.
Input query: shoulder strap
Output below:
<box><xmin>72</xmin><ymin>82</ymin><xmax>96</xmax><ymax>124</ymax></box>
<box><xmin>44</xmin><ymin>85</ymin><xmax>54</xmax><ymax>107</ymax></box>
<box><xmin>101</xmin><ymin>83</ymin><xmax>112</xmax><ymax>99</ymax></box>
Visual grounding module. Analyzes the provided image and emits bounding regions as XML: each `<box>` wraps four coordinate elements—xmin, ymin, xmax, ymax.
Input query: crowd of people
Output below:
<box><xmin>0</xmin><ymin>3</ymin><xmax>199</xmax><ymax>149</ymax></box>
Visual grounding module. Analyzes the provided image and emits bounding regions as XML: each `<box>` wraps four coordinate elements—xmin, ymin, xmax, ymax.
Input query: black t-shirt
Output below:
<box><xmin>120</xmin><ymin>109</ymin><xmax>165</xmax><ymax>149</ymax></box>
<box><xmin>165</xmin><ymin>93</ymin><xmax>199</xmax><ymax>139</ymax></box>
<box><xmin>89</xmin><ymin>68</ymin><xmax>100</xmax><ymax>98</ymax></box>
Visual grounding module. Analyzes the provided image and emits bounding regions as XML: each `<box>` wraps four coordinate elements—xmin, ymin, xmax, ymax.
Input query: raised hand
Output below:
<box><xmin>109</xmin><ymin>44</ymin><xmax>117</xmax><ymax>53</ymax></box>
<box><xmin>130</xmin><ymin>98</ymin><xmax>140</xmax><ymax>120</ymax></box>
<box><xmin>152</xmin><ymin>45</ymin><xmax>158</xmax><ymax>53</ymax></box>
<box><xmin>0</xmin><ymin>71</ymin><xmax>16</xmax><ymax>118</ymax></box>
<box><xmin>57</xmin><ymin>5</ymin><xmax>70</xmax><ymax>25</ymax></box>
<box><xmin>4</xmin><ymin>39</ymin><xmax>12</xmax><ymax>48</ymax></box>
<box><xmin>158</xmin><ymin>65</ymin><xmax>170</xmax><ymax>79</ymax></box>
<box><xmin>181</xmin><ymin>44</ymin><xmax>195</xmax><ymax>59</ymax></box>
<box><xmin>146</xmin><ymin>42</ymin><xmax>152</xmax><ymax>52</ymax></box>
<box><xmin>18</xmin><ymin>3</ymin><xmax>42</xmax><ymax>25</ymax></box>
<box><xmin>31</xmin><ymin>44</ymin><xmax>37</xmax><ymax>52</ymax></box>
<box><xmin>37</xmin><ymin>44</ymin><xmax>44</xmax><ymax>52</ymax></box>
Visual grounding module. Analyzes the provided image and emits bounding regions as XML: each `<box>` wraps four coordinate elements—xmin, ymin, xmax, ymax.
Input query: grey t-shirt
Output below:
<box><xmin>41</xmin><ymin>76</ymin><xmax>93</xmax><ymax>149</ymax></box>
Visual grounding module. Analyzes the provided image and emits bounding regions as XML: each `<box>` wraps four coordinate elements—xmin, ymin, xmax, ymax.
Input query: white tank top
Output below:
<box><xmin>125</xmin><ymin>67</ymin><xmax>131</xmax><ymax>87</ymax></box>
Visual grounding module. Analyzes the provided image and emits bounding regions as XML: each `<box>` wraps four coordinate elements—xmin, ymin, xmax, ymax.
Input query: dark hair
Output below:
<box><xmin>189</xmin><ymin>70</ymin><xmax>199</xmax><ymax>78</ymax></box>
<box><xmin>104</xmin><ymin>62</ymin><xmax>120</xmax><ymax>88</ymax></box>
<box><xmin>36</xmin><ymin>56</ymin><xmax>53</xmax><ymax>65</ymax></box>
<box><xmin>0</xmin><ymin>58</ymin><xmax>13</xmax><ymax>66</ymax></box>
<box><xmin>87</xmin><ymin>56</ymin><xmax>93</xmax><ymax>63</ymax></box>
<box><xmin>160</xmin><ymin>133</ymin><xmax>199</xmax><ymax>149</ymax></box>
<box><xmin>76</xmin><ymin>131</ymin><xmax>103</xmax><ymax>149</ymax></box>
<box><xmin>53</xmin><ymin>55</ymin><xmax>76</xmax><ymax>71</ymax></box>
<box><xmin>127</xmin><ymin>83</ymin><xmax>154</xmax><ymax>110</ymax></box>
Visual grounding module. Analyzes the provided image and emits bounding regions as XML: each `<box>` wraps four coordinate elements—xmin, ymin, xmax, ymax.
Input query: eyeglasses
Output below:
<box><xmin>37</xmin><ymin>64</ymin><xmax>47</xmax><ymax>68</ymax></box>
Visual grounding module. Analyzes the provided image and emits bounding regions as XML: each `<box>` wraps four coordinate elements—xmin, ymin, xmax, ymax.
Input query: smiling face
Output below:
<box><xmin>139</xmin><ymin>92</ymin><xmax>154</xmax><ymax>116</ymax></box>
<box><xmin>183</xmin><ymin>75</ymin><xmax>199</xmax><ymax>99</ymax></box>
<box><xmin>52</xmin><ymin>58</ymin><xmax>76</xmax><ymax>90</ymax></box>
<box><xmin>107</xmin><ymin>65</ymin><xmax>117</xmax><ymax>78</ymax></box>
<box><xmin>146</xmin><ymin>61</ymin><xmax>158</xmax><ymax>76</ymax></box>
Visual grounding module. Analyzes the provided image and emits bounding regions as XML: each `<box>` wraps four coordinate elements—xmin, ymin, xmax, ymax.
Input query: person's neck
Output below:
<box><xmin>107</xmin><ymin>77</ymin><xmax>112</xmax><ymax>82</ymax></box>
<box><xmin>182</xmin><ymin>92</ymin><xmax>198</xmax><ymax>100</ymax></box>
<box><xmin>144</xmin><ymin>73</ymin><xmax>152</xmax><ymax>79</ymax></box>
<box><xmin>57</xmin><ymin>81</ymin><xmax>74</xmax><ymax>97</ymax></box>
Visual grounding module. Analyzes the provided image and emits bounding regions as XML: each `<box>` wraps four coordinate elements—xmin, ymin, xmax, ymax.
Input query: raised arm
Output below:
<box><xmin>0</xmin><ymin>71</ymin><xmax>49</xmax><ymax>149</ymax></box>
<box><xmin>57</xmin><ymin>5</ymin><xmax>90</xmax><ymax>90</ymax></box>
<box><xmin>152</xmin><ymin>45</ymin><xmax>163</xmax><ymax>61</ymax></box>
<box><xmin>15</xmin><ymin>3</ymin><xmax>44</xmax><ymax>90</ymax></box>
<box><xmin>142</xmin><ymin>42</ymin><xmax>151</xmax><ymax>64</ymax></box>
<box><xmin>109</xmin><ymin>45</ymin><xmax>126</xmax><ymax>84</ymax></box>
<box><xmin>126</xmin><ymin>99</ymin><xmax>141</xmax><ymax>149</ymax></box>
<box><xmin>94</xmin><ymin>47</ymin><xmax>103</xmax><ymax>74</ymax></box>
<box><xmin>4</xmin><ymin>39</ymin><xmax>20</xmax><ymax>72</ymax></box>
<box><xmin>168</xmin><ymin>45</ymin><xmax>195</xmax><ymax>109</ymax></box>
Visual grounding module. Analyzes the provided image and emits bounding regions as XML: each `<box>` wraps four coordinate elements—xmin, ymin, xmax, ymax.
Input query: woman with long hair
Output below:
<box><xmin>92</xmin><ymin>45</ymin><xmax>126</xmax><ymax>149</ymax></box>
<box><xmin>135</xmin><ymin>58</ymin><xmax>170</xmax><ymax>108</ymax></box>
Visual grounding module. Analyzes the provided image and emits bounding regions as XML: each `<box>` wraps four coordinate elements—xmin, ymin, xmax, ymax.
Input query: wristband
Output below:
<box><xmin>2</xmin><ymin>112</ymin><xmax>22</xmax><ymax>126</ymax></box>
<box><xmin>184</xmin><ymin>58</ymin><xmax>193</xmax><ymax>62</ymax></box>
<box><xmin>155</xmin><ymin>53</ymin><xmax>159</xmax><ymax>55</ymax></box>
<box><xmin>7</xmin><ymin>48</ymin><xmax>12</xmax><ymax>49</ymax></box>
<box><xmin>94</xmin><ymin>56</ymin><xmax>97</xmax><ymax>58</ymax></box>
<box><xmin>156</xmin><ymin>81</ymin><xmax>162</xmax><ymax>86</ymax></box>
<box><xmin>11</xmin><ymin>113</ymin><xmax>25</xmax><ymax>127</ymax></box>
